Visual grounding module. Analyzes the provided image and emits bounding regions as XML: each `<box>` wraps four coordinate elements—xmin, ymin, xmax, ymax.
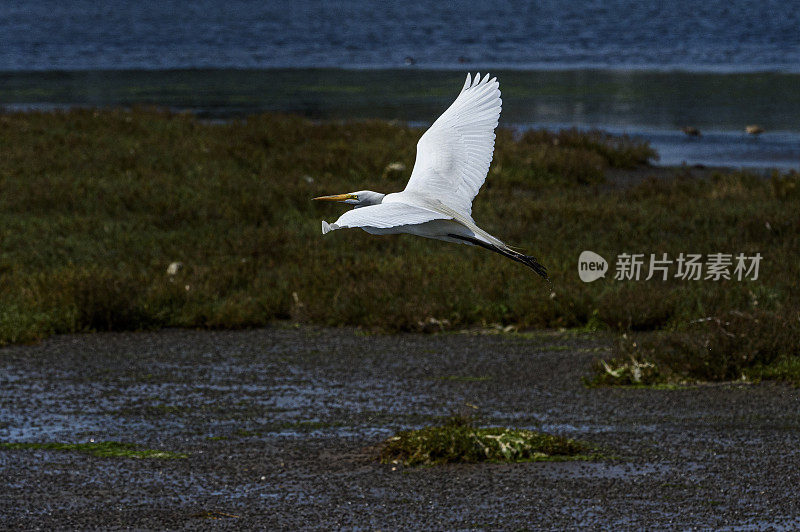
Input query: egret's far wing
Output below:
<box><xmin>322</xmin><ymin>203</ymin><xmax>449</xmax><ymax>234</ymax></box>
<box><xmin>404</xmin><ymin>73</ymin><xmax>501</xmax><ymax>217</ymax></box>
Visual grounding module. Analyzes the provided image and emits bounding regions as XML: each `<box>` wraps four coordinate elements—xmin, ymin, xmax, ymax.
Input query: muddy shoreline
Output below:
<box><xmin>1</xmin><ymin>326</ymin><xmax>799</xmax><ymax>528</ymax></box>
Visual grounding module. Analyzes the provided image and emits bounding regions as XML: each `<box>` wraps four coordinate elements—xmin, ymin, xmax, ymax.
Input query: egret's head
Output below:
<box><xmin>313</xmin><ymin>190</ymin><xmax>384</xmax><ymax>207</ymax></box>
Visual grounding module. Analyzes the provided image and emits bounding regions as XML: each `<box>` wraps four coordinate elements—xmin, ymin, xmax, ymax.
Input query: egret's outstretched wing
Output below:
<box><xmin>404</xmin><ymin>72</ymin><xmax>501</xmax><ymax>217</ymax></box>
<box><xmin>322</xmin><ymin>203</ymin><xmax>449</xmax><ymax>234</ymax></box>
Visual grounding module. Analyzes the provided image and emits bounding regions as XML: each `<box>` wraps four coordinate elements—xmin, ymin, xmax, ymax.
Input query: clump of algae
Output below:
<box><xmin>380</xmin><ymin>416</ymin><xmax>592</xmax><ymax>466</ymax></box>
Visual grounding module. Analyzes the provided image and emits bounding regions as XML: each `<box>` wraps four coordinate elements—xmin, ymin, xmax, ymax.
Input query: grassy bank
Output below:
<box><xmin>586</xmin><ymin>310</ymin><xmax>800</xmax><ymax>386</ymax></box>
<box><xmin>0</xmin><ymin>108</ymin><xmax>798</xmax><ymax>382</ymax></box>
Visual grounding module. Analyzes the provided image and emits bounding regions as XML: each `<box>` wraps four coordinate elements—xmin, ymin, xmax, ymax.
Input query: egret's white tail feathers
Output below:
<box><xmin>422</xmin><ymin>198</ymin><xmax>505</xmax><ymax>248</ymax></box>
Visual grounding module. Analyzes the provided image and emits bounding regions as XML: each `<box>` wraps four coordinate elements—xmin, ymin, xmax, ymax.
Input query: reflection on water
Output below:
<box><xmin>1</xmin><ymin>68</ymin><xmax>798</xmax><ymax>169</ymax></box>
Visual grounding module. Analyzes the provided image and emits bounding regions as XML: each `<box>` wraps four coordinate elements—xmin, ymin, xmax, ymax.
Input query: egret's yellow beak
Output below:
<box><xmin>313</xmin><ymin>193</ymin><xmax>357</xmax><ymax>202</ymax></box>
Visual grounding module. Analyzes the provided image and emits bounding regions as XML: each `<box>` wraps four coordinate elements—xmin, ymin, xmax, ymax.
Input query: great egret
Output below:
<box><xmin>314</xmin><ymin>73</ymin><xmax>547</xmax><ymax>280</ymax></box>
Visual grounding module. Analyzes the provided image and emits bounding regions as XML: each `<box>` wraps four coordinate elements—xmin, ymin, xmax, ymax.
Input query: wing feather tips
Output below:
<box><xmin>462</xmin><ymin>72</ymin><xmax>499</xmax><ymax>91</ymax></box>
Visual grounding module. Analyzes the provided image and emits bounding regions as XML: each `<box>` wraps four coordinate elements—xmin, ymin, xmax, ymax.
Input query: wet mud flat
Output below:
<box><xmin>1</xmin><ymin>326</ymin><xmax>799</xmax><ymax>529</ymax></box>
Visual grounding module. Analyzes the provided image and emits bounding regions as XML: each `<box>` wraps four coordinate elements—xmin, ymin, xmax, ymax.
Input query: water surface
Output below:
<box><xmin>3</xmin><ymin>68</ymin><xmax>798</xmax><ymax>169</ymax></box>
<box><xmin>2</xmin><ymin>1</ymin><xmax>799</xmax><ymax>72</ymax></box>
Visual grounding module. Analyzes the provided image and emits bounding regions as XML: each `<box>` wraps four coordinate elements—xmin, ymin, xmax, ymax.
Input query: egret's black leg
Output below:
<box><xmin>448</xmin><ymin>234</ymin><xmax>548</xmax><ymax>280</ymax></box>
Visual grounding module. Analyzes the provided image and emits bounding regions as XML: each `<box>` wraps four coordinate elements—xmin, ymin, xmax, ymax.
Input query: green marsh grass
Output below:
<box><xmin>587</xmin><ymin>310</ymin><xmax>800</xmax><ymax>386</ymax></box>
<box><xmin>380</xmin><ymin>416</ymin><xmax>591</xmax><ymax>466</ymax></box>
<box><xmin>0</xmin><ymin>108</ymin><xmax>798</xmax><ymax>382</ymax></box>
<box><xmin>0</xmin><ymin>441</ymin><xmax>188</xmax><ymax>459</ymax></box>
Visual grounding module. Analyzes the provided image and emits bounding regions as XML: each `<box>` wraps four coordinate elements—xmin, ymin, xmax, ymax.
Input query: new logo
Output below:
<box><xmin>578</xmin><ymin>251</ymin><xmax>608</xmax><ymax>282</ymax></box>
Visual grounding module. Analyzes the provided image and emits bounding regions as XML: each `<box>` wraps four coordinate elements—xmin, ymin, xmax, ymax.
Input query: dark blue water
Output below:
<box><xmin>2</xmin><ymin>0</ymin><xmax>799</xmax><ymax>72</ymax></box>
<box><xmin>2</xmin><ymin>1</ymin><xmax>798</xmax><ymax>169</ymax></box>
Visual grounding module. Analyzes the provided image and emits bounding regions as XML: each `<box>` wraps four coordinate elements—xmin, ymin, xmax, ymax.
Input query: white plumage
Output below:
<box><xmin>329</xmin><ymin>202</ymin><xmax>449</xmax><ymax>232</ymax></box>
<box><xmin>313</xmin><ymin>73</ymin><xmax>547</xmax><ymax>278</ymax></box>
<box><xmin>404</xmin><ymin>72</ymin><xmax>501</xmax><ymax>217</ymax></box>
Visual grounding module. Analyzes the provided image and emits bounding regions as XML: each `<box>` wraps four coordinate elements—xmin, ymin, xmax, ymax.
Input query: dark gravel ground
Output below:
<box><xmin>1</xmin><ymin>326</ymin><xmax>799</xmax><ymax>529</ymax></box>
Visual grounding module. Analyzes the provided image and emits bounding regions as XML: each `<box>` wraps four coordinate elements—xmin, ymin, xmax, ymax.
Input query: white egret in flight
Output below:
<box><xmin>314</xmin><ymin>73</ymin><xmax>547</xmax><ymax>279</ymax></box>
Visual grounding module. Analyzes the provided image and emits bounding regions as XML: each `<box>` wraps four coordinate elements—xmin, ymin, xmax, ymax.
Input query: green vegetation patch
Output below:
<box><xmin>380</xmin><ymin>417</ymin><xmax>592</xmax><ymax>466</ymax></box>
<box><xmin>0</xmin><ymin>109</ymin><xmax>798</xmax><ymax>357</ymax></box>
<box><xmin>0</xmin><ymin>441</ymin><xmax>188</xmax><ymax>459</ymax></box>
<box><xmin>586</xmin><ymin>310</ymin><xmax>800</xmax><ymax>386</ymax></box>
